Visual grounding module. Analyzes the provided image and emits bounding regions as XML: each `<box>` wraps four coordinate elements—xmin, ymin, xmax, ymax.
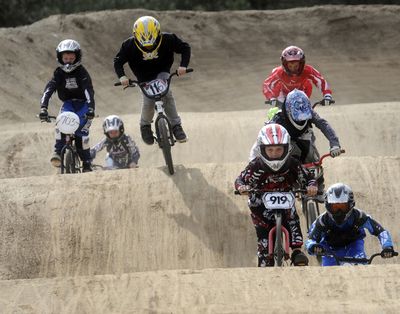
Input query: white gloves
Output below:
<box><xmin>330</xmin><ymin>146</ymin><xmax>342</xmax><ymax>157</ymax></box>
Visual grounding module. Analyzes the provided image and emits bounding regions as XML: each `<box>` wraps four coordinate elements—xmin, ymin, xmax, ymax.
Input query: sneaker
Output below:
<box><xmin>82</xmin><ymin>162</ymin><xmax>92</xmax><ymax>172</ymax></box>
<box><xmin>140</xmin><ymin>125</ymin><xmax>154</xmax><ymax>145</ymax></box>
<box><xmin>50</xmin><ymin>152</ymin><xmax>61</xmax><ymax>168</ymax></box>
<box><xmin>291</xmin><ymin>249</ymin><xmax>309</xmax><ymax>266</ymax></box>
<box><xmin>172</xmin><ymin>124</ymin><xmax>187</xmax><ymax>143</ymax></box>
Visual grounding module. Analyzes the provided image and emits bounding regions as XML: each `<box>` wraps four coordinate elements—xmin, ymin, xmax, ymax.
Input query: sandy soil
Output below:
<box><xmin>0</xmin><ymin>5</ymin><xmax>399</xmax><ymax>314</ymax></box>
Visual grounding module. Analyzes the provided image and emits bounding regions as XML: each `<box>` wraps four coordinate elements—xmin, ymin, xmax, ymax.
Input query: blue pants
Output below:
<box><xmin>322</xmin><ymin>239</ymin><xmax>366</xmax><ymax>266</ymax></box>
<box><xmin>54</xmin><ymin>100</ymin><xmax>91</xmax><ymax>163</ymax></box>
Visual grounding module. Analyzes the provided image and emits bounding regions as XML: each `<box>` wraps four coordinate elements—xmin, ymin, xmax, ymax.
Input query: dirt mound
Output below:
<box><xmin>1</xmin><ymin>5</ymin><xmax>400</xmax><ymax>124</ymax></box>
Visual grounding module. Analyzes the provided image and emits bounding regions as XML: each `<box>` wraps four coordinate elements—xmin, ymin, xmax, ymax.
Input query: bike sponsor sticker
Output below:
<box><xmin>262</xmin><ymin>192</ymin><xmax>295</xmax><ymax>210</ymax></box>
<box><xmin>142</xmin><ymin>79</ymin><xmax>168</xmax><ymax>96</ymax></box>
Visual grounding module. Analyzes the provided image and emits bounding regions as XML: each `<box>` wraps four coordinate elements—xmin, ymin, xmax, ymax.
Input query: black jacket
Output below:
<box><xmin>40</xmin><ymin>65</ymin><xmax>95</xmax><ymax>109</ymax></box>
<box><xmin>113</xmin><ymin>32</ymin><xmax>191</xmax><ymax>82</ymax></box>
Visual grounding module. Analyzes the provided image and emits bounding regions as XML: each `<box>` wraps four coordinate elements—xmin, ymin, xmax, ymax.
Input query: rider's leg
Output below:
<box><xmin>140</xmin><ymin>93</ymin><xmax>155</xmax><ymax>145</ymax></box>
<box><xmin>50</xmin><ymin>101</ymin><xmax>74</xmax><ymax>167</ymax></box>
<box><xmin>155</xmin><ymin>72</ymin><xmax>187</xmax><ymax>142</ymax></box>
<box><xmin>251</xmin><ymin>213</ymin><xmax>274</xmax><ymax>267</ymax></box>
<box><xmin>285</xmin><ymin>207</ymin><xmax>309</xmax><ymax>266</ymax></box>
<box><xmin>163</xmin><ymin>90</ymin><xmax>187</xmax><ymax>142</ymax></box>
<box><xmin>74</xmin><ymin>102</ymin><xmax>92</xmax><ymax>172</ymax></box>
<box><xmin>51</xmin><ymin>129</ymin><xmax>64</xmax><ymax>167</ymax></box>
<box><xmin>300</xmin><ymin>130</ymin><xmax>325</xmax><ymax>200</ymax></box>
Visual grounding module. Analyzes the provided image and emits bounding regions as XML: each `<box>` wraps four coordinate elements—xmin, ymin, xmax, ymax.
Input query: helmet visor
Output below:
<box><xmin>329</xmin><ymin>202</ymin><xmax>350</xmax><ymax>214</ymax></box>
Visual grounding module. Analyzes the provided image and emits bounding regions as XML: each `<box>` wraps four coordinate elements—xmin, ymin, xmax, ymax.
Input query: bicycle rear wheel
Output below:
<box><xmin>274</xmin><ymin>214</ymin><xmax>284</xmax><ymax>267</ymax></box>
<box><xmin>157</xmin><ymin>117</ymin><xmax>174</xmax><ymax>175</ymax></box>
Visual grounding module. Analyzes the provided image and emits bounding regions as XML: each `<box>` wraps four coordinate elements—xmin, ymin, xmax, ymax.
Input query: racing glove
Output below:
<box><xmin>86</xmin><ymin>107</ymin><xmax>95</xmax><ymax>120</ymax></box>
<box><xmin>312</xmin><ymin>244</ymin><xmax>325</xmax><ymax>255</ymax></box>
<box><xmin>381</xmin><ymin>247</ymin><xmax>395</xmax><ymax>258</ymax></box>
<box><xmin>323</xmin><ymin>94</ymin><xmax>335</xmax><ymax>106</ymax></box>
<box><xmin>330</xmin><ymin>146</ymin><xmax>342</xmax><ymax>158</ymax></box>
<box><xmin>39</xmin><ymin>107</ymin><xmax>49</xmax><ymax>121</ymax></box>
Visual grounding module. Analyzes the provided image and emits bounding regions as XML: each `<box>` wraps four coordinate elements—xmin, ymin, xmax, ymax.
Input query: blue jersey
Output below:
<box><xmin>306</xmin><ymin>208</ymin><xmax>393</xmax><ymax>254</ymax></box>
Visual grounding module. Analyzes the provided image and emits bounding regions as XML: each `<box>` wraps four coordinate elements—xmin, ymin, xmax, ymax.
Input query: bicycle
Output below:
<box><xmin>235</xmin><ymin>189</ymin><xmax>304</xmax><ymax>267</ymax></box>
<box><xmin>39</xmin><ymin>111</ymin><xmax>82</xmax><ymax>174</ymax></box>
<box><xmin>298</xmin><ymin>149</ymin><xmax>346</xmax><ymax>233</ymax></box>
<box><xmin>115</xmin><ymin>68</ymin><xmax>193</xmax><ymax>175</ymax></box>
<box><xmin>316</xmin><ymin>249</ymin><xmax>398</xmax><ymax>266</ymax></box>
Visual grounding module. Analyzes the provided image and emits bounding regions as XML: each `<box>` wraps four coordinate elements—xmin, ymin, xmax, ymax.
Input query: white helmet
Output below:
<box><xmin>103</xmin><ymin>115</ymin><xmax>124</xmax><ymax>141</ymax></box>
<box><xmin>257</xmin><ymin>124</ymin><xmax>291</xmax><ymax>171</ymax></box>
<box><xmin>56</xmin><ymin>39</ymin><xmax>82</xmax><ymax>73</ymax></box>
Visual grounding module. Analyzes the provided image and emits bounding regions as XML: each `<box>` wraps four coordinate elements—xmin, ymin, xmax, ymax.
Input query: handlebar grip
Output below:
<box><xmin>393</xmin><ymin>252</ymin><xmax>399</xmax><ymax>256</ymax></box>
<box><xmin>114</xmin><ymin>82</ymin><xmax>122</xmax><ymax>86</ymax></box>
<box><xmin>340</xmin><ymin>149</ymin><xmax>346</xmax><ymax>153</ymax></box>
<box><xmin>186</xmin><ymin>68</ymin><xmax>194</xmax><ymax>73</ymax></box>
<box><xmin>234</xmin><ymin>190</ymin><xmax>240</xmax><ymax>195</ymax></box>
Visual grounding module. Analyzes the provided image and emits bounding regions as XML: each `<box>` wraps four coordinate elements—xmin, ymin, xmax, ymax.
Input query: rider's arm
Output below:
<box><xmin>80</xmin><ymin>66</ymin><xmax>95</xmax><ymax>110</ymax></box>
<box><xmin>126</xmin><ymin>135</ymin><xmax>140</xmax><ymax>165</ymax></box>
<box><xmin>304</xmin><ymin>65</ymin><xmax>332</xmax><ymax>98</ymax></box>
<box><xmin>362</xmin><ymin>215</ymin><xmax>394</xmax><ymax>249</ymax></box>
<box><xmin>172</xmin><ymin>34</ymin><xmax>191</xmax><ymax>68</ymax></box>
<box><xmin>234</xmin><ymin>161</ymin><xmax>258</xmax><ymax>190</ymax></box>
<box><xmin>306</xmin><ymin>216</ymin><xmax>327</xmax><ymax>254</ymax></box>
<box><xmin>262</xmin><ymin>67</ymin><xmax>282</xmax><ymax>100</ymax></box>
<box><xmin>90</xmin><ymin>138</ymin><xmax>107</xmax><ymax>159</ymax></box>
<box><xmin>113</xmin><ymin>40</ymin><xmax>130</xmax><ymax>79</ymax></box>
<box><xmin>40</xmin><ymin>72</ymin><xmax>58</xmax><ymax>108</ymax></box>
<box><xmin>311</xmin><ymin>111</ymin><xmax>340</xmax><ymax>148</ymax></box>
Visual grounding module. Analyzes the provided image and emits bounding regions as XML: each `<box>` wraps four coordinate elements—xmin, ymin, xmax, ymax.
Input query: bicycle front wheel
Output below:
<box><xmin>157</xmin><ymin>117</ymin><xmax>174</xmax><ymax>175</ymax></box>
<box><xmin>65</xmin><ymin>148</ymin><xmax>80</xmax><ymax>173</ymax></box>
<box><xmin>274</xmin><ymin>214</ymin><xmax>284</xmax><ymax>267</ymax></box>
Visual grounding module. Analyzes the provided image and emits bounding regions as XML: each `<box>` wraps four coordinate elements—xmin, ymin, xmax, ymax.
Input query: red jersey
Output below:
<box><xmin>263</xmin><ymin>65</ymin><xmax>332</xmax><ymax>102</ymax></box>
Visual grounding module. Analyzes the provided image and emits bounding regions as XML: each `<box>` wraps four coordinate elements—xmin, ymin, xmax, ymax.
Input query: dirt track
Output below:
<box><xmin>0</xmin><ymin>5</ymin><xmax>399</xmax><ymax>314</ymax></box>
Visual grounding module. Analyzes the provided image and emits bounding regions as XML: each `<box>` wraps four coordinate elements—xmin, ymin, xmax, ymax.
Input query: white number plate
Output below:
<box><xmin>142</xmin><ymin>79</ymin><xmax>168</xmax><ymax>96</ymax></box>
<box><xmin>262</xmin><ymin>192</ymin><xmax>295</xmax><ymax>210</ymax></box>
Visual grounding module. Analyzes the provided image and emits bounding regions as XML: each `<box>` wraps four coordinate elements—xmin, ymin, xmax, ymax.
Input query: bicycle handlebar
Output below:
<box><xmin>316</xmin><ymin>250</ymin><xmax>398</xmax><ymax>265</ymax></box>
<box><xmin>302</xmin><ymin>149</ymin><xmax>346</xmax><ymax>168</ymax></box>
<box><xmin>114</xmin><ymin>68</ymin><xmax>194</xmax><ymax>87</ymax></box>
<box><xmin>312</xmin><ymin>99</ymin><xmax>335</xmax><ymax>109</ymax></box>
<box><xmin>36</xmin><ymin>114</ymin><xmax>56</xmax><ymax>123</ymax></box>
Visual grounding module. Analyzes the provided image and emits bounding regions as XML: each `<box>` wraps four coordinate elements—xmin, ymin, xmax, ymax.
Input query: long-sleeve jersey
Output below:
<box><xmin>235</xmin><ymin>156</ymin><xmax>316</xmax><ymax>193</ymax></box>
<box><xmin>272</xmin><ymin>108</ymin><xmax>340</xmax><ymax>147</ymax></box>
<box><xmin>249</xmin><ymin>108</ymin><xmax>340</xmax><ymax>161</ymax></box>
<box><xmin>114</xmin><ymin>33</ymin><xmax>191</xmax><ymax>83</ymax></box>
<box><xmin>90</xmin><ymin>134</ymin><xmax>140</xmax><ymax>168</ymax></box>
<box><xmin>306</xmin><ymin>209</ymin><xmax>393</xmax><ymax>252</ymax></box>
<box><xmin>263</xmin><ymin>65</ymin><xmax>332</xmax><ymax>102</ymax></box>
<box><xmin>40</xmin><ymin>65</ymin><xmax>95</xmax><ymax>109</ymax></box>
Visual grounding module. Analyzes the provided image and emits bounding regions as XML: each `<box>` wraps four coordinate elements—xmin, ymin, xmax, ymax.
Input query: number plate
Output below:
<box><xmin>262</xmin><ymin>192</ymin><xmax>295</xmax><ymax>210</ymax></box>
<box><xmin>142</xmin><ymin>79</ymin><xmax>168</xmax><ymax>97</ymax></box>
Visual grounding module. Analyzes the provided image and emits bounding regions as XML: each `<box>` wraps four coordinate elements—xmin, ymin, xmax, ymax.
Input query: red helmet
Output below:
<box><xmin>281</xmin><ymin>46</ymin><xmax>305</xmax><ymax>76</ymax></box>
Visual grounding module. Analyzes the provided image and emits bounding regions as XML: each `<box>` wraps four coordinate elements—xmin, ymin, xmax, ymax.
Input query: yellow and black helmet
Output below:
<box><xmin>133</xmin><ymin>16</ymin><xmax>162</xmax><ymax>53</ymax></box>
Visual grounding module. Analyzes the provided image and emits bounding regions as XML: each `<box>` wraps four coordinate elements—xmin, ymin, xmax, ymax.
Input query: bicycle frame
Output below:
<box><xmin>268</xmin><ymin>212</ymin><xmax>291</xmax><ymax>261</ymax></box>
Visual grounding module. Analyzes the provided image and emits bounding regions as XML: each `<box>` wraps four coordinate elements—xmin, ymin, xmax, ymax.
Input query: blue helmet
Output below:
<box><xmin>285</xmin><ymin>89</ymin><xmax>312</xmax><ymax>130</ymax></box>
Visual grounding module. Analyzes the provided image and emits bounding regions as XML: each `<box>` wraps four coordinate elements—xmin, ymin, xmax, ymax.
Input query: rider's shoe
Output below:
<box><xmin>50</xmin><ymin>152</ymin><xmax>61</xmax><ymax>168</ymax></box>
<box><xmin>82</xmin><ymin>162</ymin><xmax>93</xmax><ymax>172</ymax></box>
<box><xmin>172</xmin><ymin>124</ymin><xmax>187</xmax><ymax>143</ymax></box>
<box><xmin>140</xmin><ymin>125</ymin><xmax>154</xmax><ymax>145</ymax></box>
<box><xmin>291</xmin><ymin>249</ymin><xmax>309</xmax><ymax>266</ymax></box>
